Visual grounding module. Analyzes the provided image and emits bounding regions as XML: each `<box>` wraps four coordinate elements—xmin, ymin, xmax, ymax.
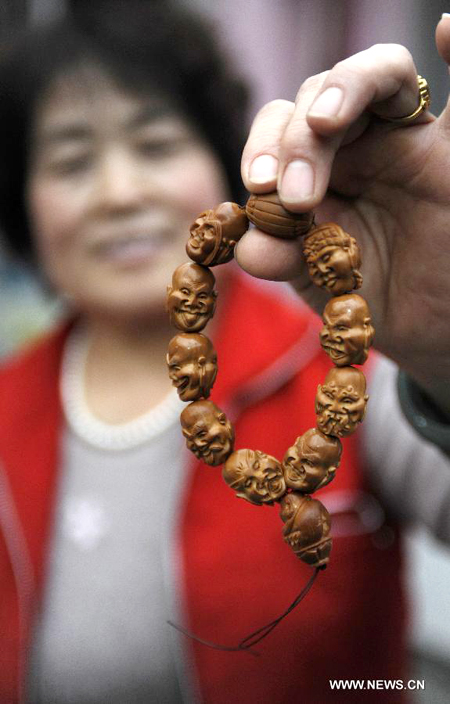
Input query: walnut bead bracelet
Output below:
<box><xmin>166</xmin><ymin>192</ymin><xmax>373</xmax><ymax>572</ymax></box>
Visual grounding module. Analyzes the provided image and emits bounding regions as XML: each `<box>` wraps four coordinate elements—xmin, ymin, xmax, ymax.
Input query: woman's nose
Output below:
<box><xmin>92</xmin><ymin>151</ymin><xmax>147</xmax><ymax>212</ymax></box>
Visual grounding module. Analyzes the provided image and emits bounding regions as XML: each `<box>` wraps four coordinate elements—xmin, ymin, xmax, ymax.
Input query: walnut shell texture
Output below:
<box><xmin>246</xmin><ymin>192</ymin><xmax>314</xmax><ymax>239</ymax></box>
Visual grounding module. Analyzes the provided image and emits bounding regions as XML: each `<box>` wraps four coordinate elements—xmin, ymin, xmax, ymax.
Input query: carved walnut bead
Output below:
<box><xmin>187</xmin><ymin>201</ymin><xmax>248</xmax><ymax>267</ymax></box>
<box><xmin>315</xmin><ymin>367</ymin><xmax>368</xmax><ymax>438</ymax></box>
<box><xmin>320</xmin><ymin>294</ymin><xmax>375</xmax><ymax>367</ymax></box>
<box><xmin>166</xmin><ymin>333</ymin><xmax>218</xmax><ymax>402</ymax></box>
<box><xmin>166</xmin><ymin>262</ymin><xmax>217</xmax><ymax>333</ymax></box>
<box><xmin>280</xmin><ymin>492</ymin><xmax>332</xmax><ymax>569</ymax></box>
<box><xmin>180</xmin><ymin>399</ymin><xmax>234</xmax><ymax>466</ymax></box>
<box><xmin>222</xmin><ymin>448</ymin><xmax>286</xmax><ymax>505</ymax></box>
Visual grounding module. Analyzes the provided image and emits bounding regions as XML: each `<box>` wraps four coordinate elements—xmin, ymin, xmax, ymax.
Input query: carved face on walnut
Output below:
<box><xmin>315</xmin><ymin>367</ymin><xmax>368</xmax><ymax>438</ymax></box>
<box><xmin>180</xmin><ymin>400</ymin><xmax>234</xmax><ymax>466</ymax></box>
<box><xmin>187</xmin><ymin>201</ymin><xmax>248</xmax><ymax>266</ymax></box>
<box><xmin>166</xmin><ymin>333</ymin><xmax>217</xmax><ymax>401</ymax></box>
<box><xmin>167</xmin><ymin>262</ymin><xmax>217</xmax><ymax>332</ymax></box>
<box><xmin>279</xmin><ymin>493</ymin><xmax>332</xmax><ymax>568</ymax></box>
<box><xmin>320</xmin><ymin>294</ymin><xmax>375</xmax><ymax>366</ymax></box>
<box><xmin>222</xmin><ymin>449</ymin><xmax>286</xmax><ymax>505</ymax></box>
<box><xmin>303</xmin><ymin>224</ymin><xmax>362</xmax><ymax>295</ymax></box>
<box><xmin>282</xmin><ymin>428</ymin><xmax>342</xmax><ymax>493</ymax></box>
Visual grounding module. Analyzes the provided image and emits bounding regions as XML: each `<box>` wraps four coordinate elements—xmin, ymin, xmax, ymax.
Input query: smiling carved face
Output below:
<box><xmin>320</xmin><ymin>294</ymin><xmax>374</xmax><ymax>366</ymax></box>
<box><xmin>186</xmin><ymin>201</ymin><xmax>248</xmax><ymax>266</ymax></box>
<box><xmin>222</xmin><ymin>448</ymin><xmax>286</xmax><ymax>505</ymax></box>
<box><xmin>303</xmin><ymin>223</ymin><xmax>362</xmax><ymax>296</ymax></box>
<box><xmin>282</xmin><ymin>428</ymin><xmax>342</xmax><ymax>493</ymax></box>
<box><xmin>180</xmin><ymin>400</ymin><xmax>234</xmax><ymax>466</ymax></box>
<box><xmin>166</xmin><ymin>332</ymin><xmax>217</xmax><ymax>401</ymax></box>
<box><xmin>166</xmin><ymin>262</ymin><xmax>217</xmax><ymax>332</ymax></box>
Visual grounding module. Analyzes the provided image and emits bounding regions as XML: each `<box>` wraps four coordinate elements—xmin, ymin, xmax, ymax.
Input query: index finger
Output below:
<box><xmin>240</xmin><ymin>99</ymin><xmax>295</xmax><ymax>194</ymax></box>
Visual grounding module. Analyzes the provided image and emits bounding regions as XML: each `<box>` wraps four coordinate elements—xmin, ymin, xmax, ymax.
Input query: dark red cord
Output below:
<box><xmin>167</xmin><ymin>566</ymin><xmax>320</xmax><ymax>655</ymax></box>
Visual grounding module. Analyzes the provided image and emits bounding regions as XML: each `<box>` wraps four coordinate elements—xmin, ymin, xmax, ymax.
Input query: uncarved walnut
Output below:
<box><xmin>246</xmin><ymin>192</ymin><xmax>314</xmax><ymax>238</ymax></box>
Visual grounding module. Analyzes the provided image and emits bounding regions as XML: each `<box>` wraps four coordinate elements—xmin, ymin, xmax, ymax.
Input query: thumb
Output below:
<box><xmin>435</xmin><ymin>14</ymin><xmax>450</xmax><ymax>132</ymax></box>
<box><xmin>234</xmin><ymin>227</ymin><xmax>329</xmax><ymax>316</ymax></box>
<box><xmin>435</xmin><ymin>14</ymin><xmax>450</xmax><ymax>66</ymax></box>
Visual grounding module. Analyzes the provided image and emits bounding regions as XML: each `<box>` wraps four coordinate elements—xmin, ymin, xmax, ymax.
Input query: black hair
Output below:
<box><xmin>0</xmin><ymin>0</ymin><xmax>249</xmax><ymax>262</ymax></box>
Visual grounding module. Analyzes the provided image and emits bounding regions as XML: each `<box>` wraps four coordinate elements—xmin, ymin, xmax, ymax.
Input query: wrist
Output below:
<box><xmin>397</xmin><ymin>370</ymin><xmax>450</xmax><ymax>452</ymax></box>
<box><xmin>416</xmin><ymin>379</ymin><xmax>450</xmax><ymax>418</ymax></box>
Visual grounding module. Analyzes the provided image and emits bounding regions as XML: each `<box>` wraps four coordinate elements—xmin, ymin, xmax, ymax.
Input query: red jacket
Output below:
<box><xmin>0</xmin><ymin>274</ymin><xmax>407</xmax><ymax>703</ymax></box>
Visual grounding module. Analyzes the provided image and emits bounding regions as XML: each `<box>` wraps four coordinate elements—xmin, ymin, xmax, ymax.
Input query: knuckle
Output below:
<box><xmin>244</xmin><ymin>101</ymin><xmax>295</xmax><ymax>161</ymax></box>
<box><xmin>334</xmin><ymin>43</ymin><xmax>414</xmax><ymax>80</ymax></box>
<box><xmin>279</xmin><ymin>119</ymin><xmax>312</xmax><ymax>156</ymax></box>
<box><xmin>375</xmin><ymin>43</ymin><xmax>415</xmax><ymax>76</ymax></box>
<box><xmin>320</xmin><ymin>43</ymin><xmax>416</xmax><ymax>103</ymax></box>
<box><xmin>295</xmin><ymin>71</ymin><xmax>328</xmax><ymax>103</ymax></box>
<box><xmin>254</xmin><ymin>99</ymin><xmax>294</xmax><ymax>122</ymax></box>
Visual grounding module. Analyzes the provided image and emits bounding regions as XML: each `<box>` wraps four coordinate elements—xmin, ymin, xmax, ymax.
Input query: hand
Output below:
<box><xmin>236</xmin><ymin>17</ymin><xmax>450</xmax><ymax>411</ymax></box>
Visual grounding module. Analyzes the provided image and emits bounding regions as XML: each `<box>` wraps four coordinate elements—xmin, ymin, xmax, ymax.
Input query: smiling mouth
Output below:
<box><xmin>323</xmin><ymin>345</ymin><xmax>345</xmax><ymax>359</ymax></box>
<box><xmin>91</xmin><ymin>232</ymin><xmax>168</xmax><ymax>262</ymax></box>
<box><xmin>189</xmin><ymin>236</ymin><xmax>203</xmax><ymax>248</ymax></box>
<box><xmin>286</xmin><ymin>468</ymin><xmax>305</xmax><ymax>482</ymax></box>
<box><xmin>268</xmin><ymin>477</ymin><xmax>285</xmax><ymax>496</ymax></box>
<box><xmin>178</xmin><ymin>309</ymin><xmax>204</xmax><ymax>326</ymax></box>
<box><xmin>203</xmin><ymin>444</ymin><xmax>230</xmax><ymax>462</ymax></box>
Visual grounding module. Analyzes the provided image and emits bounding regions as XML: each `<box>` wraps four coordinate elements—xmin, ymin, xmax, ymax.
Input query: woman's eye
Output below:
<box><xmin>49</xmin><ymin>156</ymin><xmax>91</xmax><ymax>176</ymax></box>
<box><xmin>137</xmin><ymin>139</ymin><xmax>175</xmax><ymax>158</ymax></box>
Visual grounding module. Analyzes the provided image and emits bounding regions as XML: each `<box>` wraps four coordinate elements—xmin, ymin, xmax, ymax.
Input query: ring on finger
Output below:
<box><xmin>381</xmin><ymin>75</ymin><xmax>431</xmax><ymax>125</ymax></box>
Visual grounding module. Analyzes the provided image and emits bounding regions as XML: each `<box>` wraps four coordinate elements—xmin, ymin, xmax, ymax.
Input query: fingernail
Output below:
<box><xmin>441</xmin><ymin>13</ymin><xmax>450</xmax><ymax>19</ymax></box>
<box><xmin>308</xmin><ymin>86</ymin><xmax>344</xmax><ymax>118</ymax></box>
<box><xmin>280</xmin><ymin>160</ymin><xmax>314</xmax><ymax>202</ymax></box>
<box><xmin>248</xmin><ymin>154</ymin><xmax>278</xmax><ymax>184</ymax></box>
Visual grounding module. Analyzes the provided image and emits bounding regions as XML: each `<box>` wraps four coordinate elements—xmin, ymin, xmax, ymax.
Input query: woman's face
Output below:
<box><xmin>26</xmin><ymin>69</ymin><xmax>229</xmax><ymax>322</ymax></box>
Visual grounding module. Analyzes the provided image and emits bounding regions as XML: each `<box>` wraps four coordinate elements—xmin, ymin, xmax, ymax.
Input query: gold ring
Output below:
<box><xmin>382</xmin><ymin>75</ymin><xmax>431</xmax><ymax>125</ymax></box>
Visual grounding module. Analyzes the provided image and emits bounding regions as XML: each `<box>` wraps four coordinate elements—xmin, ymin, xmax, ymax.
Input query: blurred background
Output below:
<box><xmin>1</xmin><ymin>0</ymin><xmax>450</xmax><ymax>700</ymax></box>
